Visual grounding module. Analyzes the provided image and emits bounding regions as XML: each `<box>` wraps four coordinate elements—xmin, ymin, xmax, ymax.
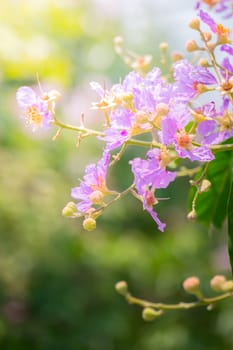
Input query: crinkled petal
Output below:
<box><xmin>160</xmin><ymin>117</ymin><xmax>178</xmax><ymax>145</ymax></box>
<box><xmin>176</xmin><ymin>145</ymin><xmax>214</xmax><ymax>162</ymax></box>
<box><xmin>16</xmin><ymin>86</ymin><xmax>37</xmax><ymax>107</ymax></box>
<box><xmin>77</xmin><ymin>200</ymin><xmax>92</xmax><ymax>213</ymax></box>
<box><xmin>220</xmin><ymin>45</ymin><xmax>233</xmax><ymax>56</ymax></box>
<box><xmin>199</xmin><ymin>10</ymin><xmax>216</xmax><ymax>32</ymax></box>
<box><xmin>71</xmin><ymin>183</ymin><xmax>92</xmax><ymax>200</ymax></box>
<box><xmin>90</xmin><ymin>81</ymin><xmax>105</xmax><ymax>98</ymax></box>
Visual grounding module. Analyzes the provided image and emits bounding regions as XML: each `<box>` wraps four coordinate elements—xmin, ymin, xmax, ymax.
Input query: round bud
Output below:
<box><xmin>41</xmin><ymin>92</ymin><xmax>49</xmax><ymax>100</ymax></box>
<box><xmin>183</xmin><ymin>276</ymin><xmax>200</xmax><ymax>294</ymax></box>
<box><xmin>156</xmin><ymin>103</ymin><xmax>169</xmax><ymax>117</ymax></box>
<box><xmin>115</xmin><ymin>281</ymin><xmax>128</xmax><ymax>296</ymax></box>
<box><xmin>159</xmin><ymin>42</ymin><xmax>168</xmax><ymax>51</ymax></box>
<box><xmin>207</xmin><ymin>42</ymin><xmax>216</xmax><ymax>51</ymax></box>
<box><xmin>207</xmin><ymin>304</ymin><xmax>214</xmax><ymax>311</ymax></box>
<box><xmin>199</xmin><ymin>179</ymin><xmax>211</xmax><ymax>193</ymax></box>
<box><xmin>89</xmin><ymin>190</ymin><xmax>104</xmax><ymax>204</ymax></box>
<box><xmin>210</xmin><ymin>275</ymin><xmax>226</xmax><ymax>292</ymax></box>
<box><xmin>48</xmin><ymin>90</ymin><xmax>61</xmax><ymax>101</ymax></box>
<box><xmin>185</xmin><ymin>39</ymin><xmax>199</xmax><ymax>52</ymax></box>
<box><xmin>203</xmin><ymin>31</ymin><xmax>212</xmax><ymax>42</ymax></box>
<box><xmin>142</xmin><ymin>308</ymin><xmax>163</xmax><ymax>322</ymax></box>
<box><xmin>114</xmin><ymin>36</ymin><xmax>123</xmax><ymax>45</ymax></box>
<box><xmin>62</xmin><ymin>202</ymin><xmax>77</xmax><ymax>217</ymax></box>
<box><xmin>171</xmin><ymin>51</ymin><xmax>183</xmax><ymax>62</ymax></box>
<box><xmin>135</xmin><ymin>111</ymin><xmax>148</xmax><ymax>124</ymax></box>
<box><xmin>114</xmin><ymin>36</ymin><xmax>124</xmax><ymax>55</ymax></box>
<box><xmin>221</xmin><ymin>280</ymin><xmax>233</xmax><ymax>292</ymax></box>
<box><xmin>131</xmin><ymin>55</ymin><xmax>152</xmax><ymax>70</ymax></box>
<box><xmin>189</xmin><ymin>18</ymin><xmax>200</xmax><ymax>30</ymax></box>
<box><xmin>198</xmin><ymin>58</ymin><xmax>209</xmax><ymax>67</ymax></box>
<box><xmin>83</xmin><ymin>217</ymin><xmax>96</xmax><ymax>232</ymax></box>
<box><xmin>187</xmin><ymin>210</ymin><xmax>197</xmax><ymax>220</ymax></box>
<box><xmin>195</xmin><ymin>83</ymin><xmax>207</xmax><ymax>94</ymax></box>
<box><xmin>159</xmin><ymin>148</ymin><xmax>172</xmax><ymax>168</ymax></box>
<box><xmin>123</xmin><ymin>92</ymin><xmax>134</xmax><ymax>104</ymax></box>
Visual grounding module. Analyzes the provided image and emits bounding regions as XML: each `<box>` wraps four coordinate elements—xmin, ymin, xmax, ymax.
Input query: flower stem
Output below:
<box><xmin>124</xmin><ymin>289</ymin><xmax>233</xmax><ymax>311</ymax></box>
<box><xmin>53</xmin><ymin>115</ymin><xmax>105</xmax><ymax>137</ymax></box>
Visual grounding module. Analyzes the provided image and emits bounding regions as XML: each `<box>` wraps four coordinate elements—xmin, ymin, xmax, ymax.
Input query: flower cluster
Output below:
<box><xmin>16</xmin><ymin>0</ymin><xmax>233</xmax><ymax>232</ymax></box>
<box><xmin>16</xmin><ymin>87</ymin><xmax>60</xmax><ymax>131</ymax></box>
<box><xmin>196</xmin><ymin>0</ymin><xmax>233</xmax><ymax>19</ymax></box>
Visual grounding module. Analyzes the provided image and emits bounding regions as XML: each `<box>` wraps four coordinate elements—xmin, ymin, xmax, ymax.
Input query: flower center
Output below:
<box><xmin>220</xmin><ymin>80</ymin><xmax>233</xmax><ymax>92</ymax></box>
<box><xmin>145</xmin><ymin>190</ymin><xmax>158</xmax><ymax>208</ymax></box>
<box><xmin>26</xmin><ymin>105</ymin><xmax>43</xmax><ymax>126</ymax></box>
<box><xmin>202</xmin><ymin>0</ymin><xmax>220</xmax><ymax>6</ymax></box>
<box><xmin>176</xmin><ymin>130</ymin><xmax>192</xmax><ymax>149</ymax></box>
<box><xmin>215</xmin><ymin>24</ymin><xmax>230</xmax><ymax>38</ymax></box>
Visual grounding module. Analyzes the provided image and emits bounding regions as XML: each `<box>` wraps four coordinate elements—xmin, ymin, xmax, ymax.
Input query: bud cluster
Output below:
<box><xmin>116</xmin><ymin>274</ymin><xmax>233</xmax><ymax>322</ymax></box>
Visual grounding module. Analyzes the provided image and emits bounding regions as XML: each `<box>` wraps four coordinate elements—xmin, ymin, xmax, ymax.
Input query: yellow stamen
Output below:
<box><xmin>26</xmin><ymin>105</ymin><xmax>43</xmax><ymax>126</ymax></box>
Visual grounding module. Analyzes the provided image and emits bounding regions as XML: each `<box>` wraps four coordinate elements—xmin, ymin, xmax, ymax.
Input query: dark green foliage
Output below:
<box><xmin>189</xmin><ymin>139</ymin><xmax>233</xmax><ymax>272</ymax></box>
<box><xmin>189</xmin><ymin>142</ymin><xmax>233</xmax><ymax>229</ymax></box>
<box><xmin>228</xmin><ymin>182</ymin><xmax>233</xmax><ymax>274</ymax></box>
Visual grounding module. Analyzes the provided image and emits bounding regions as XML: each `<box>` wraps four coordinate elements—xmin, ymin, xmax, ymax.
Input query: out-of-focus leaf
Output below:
<box><xmin>228</xmin><ymin>181</ymin><xmax>233</xmax><ymax>273</ymax></box>
<box><xmin>189</xmin><ymin>139</ymin><xmax>233</xmax><ymax>229</ymax></box>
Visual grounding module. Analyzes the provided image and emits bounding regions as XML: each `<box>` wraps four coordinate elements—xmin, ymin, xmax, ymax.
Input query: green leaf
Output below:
<box><xmin>228</xmin><ymin>182</ymin><xmax>233</xmax><ymax>274</ymax></box>
<box><xmin>189</xmin><ymin>142</ymin><xmax>233</xmax><ymax>229</ymax></box>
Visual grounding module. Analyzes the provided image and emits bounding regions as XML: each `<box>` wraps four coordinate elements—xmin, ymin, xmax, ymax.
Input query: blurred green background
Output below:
<box><xmin>0</xmin><ymin>1</ymin><xmax>232</xmax><ymax>349</ymax></box>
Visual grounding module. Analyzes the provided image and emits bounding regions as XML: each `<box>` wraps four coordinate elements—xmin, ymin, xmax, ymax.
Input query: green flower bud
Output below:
<box><xmin>83</xmin><ymin>217</ymin><xmax>96</xmax><ymax>232</ymax></box>
<box><xmin>221</xmin><ymin>280</ymin><xmax>233</xmax><ymax>292</ymax></box>
<box><xmin>142</xmin><ymin>308</ymin><xmax>163</xmax><ymax>322</ymax></box>
<box><xmin>123</xmin><ymin>92</ymin><xmax>134</xmax><ymax>104</ymax></box>
<box><xmin>62</xmin><ymin>202</ymin><xmax>77</xmax><ymax>217</ymax></box>
<box><xmin>115</xmin><ymin>281</ymin><xmax>128</xmax><ymax>296</ymax></box>
<box><xmin>198</xmin><ymin>58</ymin><xmax>210</xmax><ymax>67</ymax></box>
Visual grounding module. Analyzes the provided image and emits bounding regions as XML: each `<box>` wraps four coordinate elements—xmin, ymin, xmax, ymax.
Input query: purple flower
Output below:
<box><xmin>160</xmin><ymin>116</ymin><xmax>214</xmax><ymax>161</ymax></box>
<box><xmin>198</xmin><ymin>10</ymin><xmax>231</xmax><ymax>40</ymax></box>
<box><xmin>194</xmin><ymin>102</ymin><xmax>219</xmax><ymax>144</ymax></box>
<box><xmin>196</xmin><ymin>1</ymin><xmax>233</xmax><ymax>19</ymax></box>
<box><xmin>71</xmin><ymin>151</ymin><xmax>110</xmax><ymax>213</ymax></box>
<box><xmin>130</xmin><ymin>149</ymin><xmax>176</xmax><ymax>231</ymax></box>
<box><xmin>195</xmin><ymin>99</ymin><xmax>233</xmax><ymax>144</ymax></box>
<box><xmin>173</xmin><ymin>60</ymin><xmax>217</xmax><ymax>101</ymax></box>
<box><xmin>216</xmin><ymin>99</ymin><xmax>233</xmax><ymax>141</ymax></box>
<box><xmin>16</xmin><ymin>86</ymin><xmax>53</xmax><ymax>130</ymax></box>
<box><xmin>97</xmin><ymin>68</ymin><xmax>170</xmax><ymax>151</ymax></box>
<box><xmin>215</xmin><ymin>0</ymin><xmax>233</xmax><ymax>18</ymax></box>
<box><xmin>99</xmin><ymin>108</ymin><xmax>135</xmax><ymax>151</ymax></box>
